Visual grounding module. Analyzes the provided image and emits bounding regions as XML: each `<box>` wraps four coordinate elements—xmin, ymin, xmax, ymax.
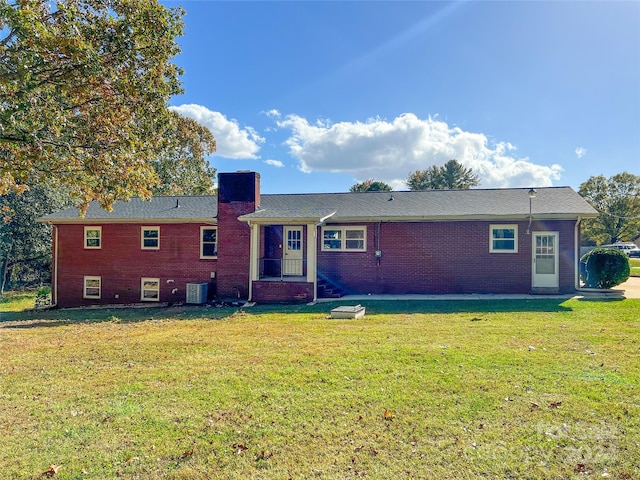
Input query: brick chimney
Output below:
<box><xmin>216</xmin><ymin>172</ymin><xmax>260</xmax><ymax>299</ymax></box>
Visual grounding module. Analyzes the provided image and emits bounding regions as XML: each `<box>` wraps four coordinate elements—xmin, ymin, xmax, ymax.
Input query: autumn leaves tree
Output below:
<box><xmin>151</xmin><ymin>112</ymin><xmax>217</xmax><ymax>195</ymax></box>
<box><xmin>0</xmin><ymin>0</ymin><xmax>186</xmax><ymax>211</ymax></box>
<box><xmin>579</xmin><ymin>172</ymin><xmax>640</xmax><ymax>244</ymax></box>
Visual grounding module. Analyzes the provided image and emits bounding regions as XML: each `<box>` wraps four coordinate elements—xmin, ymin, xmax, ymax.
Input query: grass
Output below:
<box><xmin>1</xmin><ymin>297</ymin><xmax>639</xmax><ymax>479</ymax></box>
<box><xmin>630</xmin><ymin>257</ymin><xmax>640</xmax><ymax>276</ymax></box>
<box><xmin>0</xmin><ymin>290</ymin><xmax>40</xmax><ymax>312</ymax></box>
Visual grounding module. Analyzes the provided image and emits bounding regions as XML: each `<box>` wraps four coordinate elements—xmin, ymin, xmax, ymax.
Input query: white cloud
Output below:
<box><xmin>277</xmin><ymin>113</ymin><xmax>562</xmax><ymax>188</ymax></box>
<box><xmin>170</xmin><ymin>104</ymin><xmax>264</xmax><ymax>159</ymax></box>
<box><xmin>264</xmin><ymin>159</ymin><xmax>284</xmax><ymax>168</ymax></box>
<box><xmin>263</xmin><ymin>109</ymin><xmax>281</xmax><ymax>119</ymax></box>
<box><xmin>575</xmin><ymin>147</ymin><xmax>587</xmax><ymax>158</ymax></box>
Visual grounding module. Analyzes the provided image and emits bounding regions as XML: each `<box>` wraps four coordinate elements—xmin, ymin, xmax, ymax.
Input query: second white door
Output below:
<box><xmin>283</xmin><ymin>226</ymin><xmax>303</xmax><ymax>276</ymax></box>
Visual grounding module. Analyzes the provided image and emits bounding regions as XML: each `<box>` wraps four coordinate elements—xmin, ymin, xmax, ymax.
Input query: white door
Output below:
<box><xmin>283</xmin><ymin>226</ymin><xmax>303</xmax><ymax>276</ymax></box>
<box><xmin>532</xmin><ymin>232</ymin><xmax>559</xmax><ymax>289</ymax></box>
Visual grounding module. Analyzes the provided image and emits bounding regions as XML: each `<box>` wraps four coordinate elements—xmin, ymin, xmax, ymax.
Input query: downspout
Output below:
<box><xmin>52</xmin><ymin>224</ymin><xmax>58</xmax><ymax>307</ymax></box>
<box><xmin>247</xmin><ymin>220</ymin><xmax>254</xmax><ymax>302</ymax></box>
<box><xmin>312</xmin><ymin>221</ymin><xmax>322</xmax><ymax>303</ymax></box>
<box><xmin>574</xmin><ymin>217</ymin><xmax>582</xmax><ymax>291</ymax></box>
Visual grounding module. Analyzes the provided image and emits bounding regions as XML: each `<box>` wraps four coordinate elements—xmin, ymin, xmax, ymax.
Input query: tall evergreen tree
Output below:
<box><xmin>406</xmin><ymin>160</ymin><xmax>480</xmax><ymax>190</ymax></box>
<box><xmin>350</xmin><ymin>179</ymin><xmax>393</xmax><ymax>192</ymax></box>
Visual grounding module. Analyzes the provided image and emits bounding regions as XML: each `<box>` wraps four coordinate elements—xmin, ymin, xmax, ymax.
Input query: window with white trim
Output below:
<box><xmin>201</xmin><ymin>226</ymin><xmax>218</xmax><ymax>258</ymax></box>
<box><xmin>83</xmin><ymin>276</ymin><xmax>101</xmax><ymax>299</ymax></box>
<box><xmin>141</xmin><ymin>226</ymin><xmax>160</xmax><ymax>250</ymax></box>
<box><xmin>490</xmin><ymin>224</ymin><xmax>518</xmax><ymax>253</ymax></box>
<box><xmin>84</xmin><ymin>226</ymin><xmax>101</xmax><ymax>249</ymax></box>
<box><xmin>321</xmin><ymin>226</ymin><xmax>366</xmax><ymax>252</ymax></box>
<box><xmin>141</xmin><ymin>278</ymin><xmax>160</xmax><ymax>301</ymax></box>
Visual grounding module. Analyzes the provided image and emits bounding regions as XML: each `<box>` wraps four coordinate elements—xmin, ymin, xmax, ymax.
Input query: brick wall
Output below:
<box><xmin>317</xmin><ymin>219</ymin><xmax>577</xmax><ymax>295</ymax></box>
<box><xmin>215</xmin><ymin>172</ymin><xmax>259</xmax><ymax>299</ymax></box>
<box><xmin>54</xmin><ymin>223</ymin><xmax>217</xmax><ymax>308</ymax></box>
<box><xmin>252</xmin><ymin>280</ymin><xmax>313</xmax><ymax>303</ymax></box>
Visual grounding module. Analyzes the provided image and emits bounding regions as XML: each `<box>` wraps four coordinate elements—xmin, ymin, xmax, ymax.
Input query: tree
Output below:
<box><xmin>0</xmin><ymin>183</ymin><xmax>73</xmax><ymax>294</ymax></box>
<box><xmin>151</xmin><ymin>112</ymin><xmax>217</xmax><ymax>196</ymax></box>
<box><xmin>578</xmin><ymin>172</ymin><xmax>640</xmax><ymax>244</ymax></box>
<box><xmin>0</xmin><ymin>0</ymin><xmax>185</xmax><ymax>212</ymax></box>
<box><xmin>406</xmin><ymin>159</ymin><xmax>480</xmax><ymax>190</ymax></box>
<box><xmin>350</xmin><ymin>179</ymin><xmax>392</xmax><ymax>192</ymax></box>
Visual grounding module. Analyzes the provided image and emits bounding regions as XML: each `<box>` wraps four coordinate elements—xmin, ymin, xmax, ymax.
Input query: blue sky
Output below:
<box><xmin>164</xmin><ymin>1</ymin><xmax>639</xmax><ymax>194</ymax></box>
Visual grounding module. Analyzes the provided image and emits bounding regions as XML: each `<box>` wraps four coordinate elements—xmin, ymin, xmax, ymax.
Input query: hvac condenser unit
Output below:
<box><xmin>186</xmin><ymin>283</ymin><xmax>208</xmax><ymax>304</ymax></box>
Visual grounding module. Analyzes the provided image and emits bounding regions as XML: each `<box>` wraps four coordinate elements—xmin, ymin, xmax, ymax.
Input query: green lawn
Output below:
<box><xmin>1</xmin><ymin>298</ymin><xmax>639</xmax><ymax>479</ymax></box>
<box><xmin>630</xmin><ymin>257</ymin><xmax>640</xmax><ymax>276</ymax></box>
<box><xmin>0</xmin><ymin>290</ymin><xmax>41</xmax><ymax>312</ymax></box>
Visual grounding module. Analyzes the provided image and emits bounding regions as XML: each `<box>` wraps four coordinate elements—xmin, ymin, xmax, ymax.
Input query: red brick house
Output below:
<box><xmin>40</xmin><ymin>171</ymin><xmax>597</xmax><ymax>307</ymax></box>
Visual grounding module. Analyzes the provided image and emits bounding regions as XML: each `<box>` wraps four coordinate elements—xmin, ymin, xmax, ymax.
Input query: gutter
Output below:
<box><xmin>52</xmin><ymin>225</ymin><xmax>58</xmax><ymax>308</ymax></box>
<box><xmin>574</xmin><ymin>217</ymin><xmax>582</xmax><ymax>291</ymax></box>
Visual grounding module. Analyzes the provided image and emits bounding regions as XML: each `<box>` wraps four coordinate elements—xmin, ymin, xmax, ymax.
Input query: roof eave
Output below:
<box><xmin>238</xmin><ymin>211</ymin><xmax>336</xmax><ymax>225</ymax></box>
<box><xmin>323</xmin><ymin>213</ymin><xmax>598</xmax><ymax>223</ymax></box>
<box><xmin>37</xmin><ymin>217</ymin><xmax>218</xmax><ymax>225</ymax></box>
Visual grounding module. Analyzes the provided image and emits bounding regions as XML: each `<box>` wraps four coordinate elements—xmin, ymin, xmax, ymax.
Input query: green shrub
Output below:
<box><xmin>580</xmin><ymin>248</ymin><xmax>630</xmax><ymax>288</ymax></box>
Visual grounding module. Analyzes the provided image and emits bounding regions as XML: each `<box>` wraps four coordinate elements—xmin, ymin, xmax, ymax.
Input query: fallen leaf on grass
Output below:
<box><xmin>354</xmin><ymin>445</ymin><xmax>365</xmax><ymax>452</ymax></box>
<box><xmin>124</xmin><ymin>456</ymin><xmax>140</xmax><ymax>466</ymax></box>
<box><xmin>232</xmin><ymin>443</ymin><xmax>248</xmax><ymax>455</ymax></box>
<box><xmin>383</xmin><ymin>409</ymin><xmax>393</xmax><ymax>420</ymax></box>
<box><xmin>42</xmin><ymin>465</ymin><xmax>61</xmax><ymax>477</ymax></box>
<box><xmin>575</xmin><ymin>463</ymin><xmax>590</xmax><ymax>474</ymax></box>
<box><xmin>180</xmin><ymin>450</ymin><xmax>194</xmax><ymax>459</ymax></box>
<box><xmin>549</xmin><ymin>401</ymin><xmax>562</xmax><ymax>409</ymax></box>
<box><xmin>255</xmin><ymin>451</ymin><xmax>272</xmax><ymax>461</ymax></box>
<box><xmin>530</xmin><ymin>402</ymin><xmax>541</xmax><ymax>411</ymax></box>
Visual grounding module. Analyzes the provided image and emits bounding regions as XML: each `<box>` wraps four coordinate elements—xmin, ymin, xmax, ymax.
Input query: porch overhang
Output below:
<box><xmin>238</xmin><ymin>207</ymin><xmax>336</xmax><ymax>225</ymax></box>
<box><xmin>240</xmin><ymin>208</ymin><xmax>336</xmax><ymax>303</ymax></box>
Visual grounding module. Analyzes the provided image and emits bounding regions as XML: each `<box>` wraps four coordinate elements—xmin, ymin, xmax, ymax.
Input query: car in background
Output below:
<box><xmin>600</xmin><ymin>243</ymin><xmax>640</xmax><ymax>257</ymax></box>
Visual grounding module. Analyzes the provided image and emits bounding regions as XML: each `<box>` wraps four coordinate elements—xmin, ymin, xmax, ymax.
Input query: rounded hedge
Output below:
<box><xmin>580</xmin><ymin>248</ymin><xmax>630</xmax><ymax>289</ymax></box>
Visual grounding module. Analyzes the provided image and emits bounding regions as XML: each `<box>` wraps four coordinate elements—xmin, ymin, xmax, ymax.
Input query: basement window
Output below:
<box><xmin>141</xmin><ymin>226</ymin><xmax>160</xmax><ymax>250</ymax></box>
<box><xmin>490</xmin><ymin>224</ymin><xmax>518</xmax><ymax>253</ymax></box>
<box><xmin>322</xmin><ymin>226</ymin><xmax>366</xmax><ymax>252</ymax></box>
<box><xmin>141</xmin><ymin>278</ymin><xmax>160</xmax><ymax>301</ymax></box>
<box><xmin>83</xmin><ymin>276</ymin><xmax>101</xmax><ymax>299</ymax></box>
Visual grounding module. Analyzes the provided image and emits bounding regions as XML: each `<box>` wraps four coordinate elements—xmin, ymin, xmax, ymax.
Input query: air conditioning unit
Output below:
<box><xmin>186</xmin><ymin>283</ymin><xmax>208</xmax><ymax>304</ymax></box>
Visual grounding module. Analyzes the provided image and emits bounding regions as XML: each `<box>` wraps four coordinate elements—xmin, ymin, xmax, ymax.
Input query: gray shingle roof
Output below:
<box><xmin>40</xmin><ymin>187</ymin><xmax>597</xmax><ymax>223</ymax></box>
<box><xmin>39</xmin><ymin>196</ymin><xmax>217</xmax><ymax>223</ymax></box>
<box><xmin>246</xmin><ymin>187</ymin><xmax>597</xmax><ymax>223</ymax></box>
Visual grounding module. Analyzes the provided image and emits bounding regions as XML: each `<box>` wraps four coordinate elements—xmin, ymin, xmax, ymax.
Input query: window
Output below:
<box><xmin>141</xmin><ymin>278</ymin><xmax>160</xmax><ymax>301</ymax></box>
<box><xmin>321</xmin><ymin>226</ymin><xmax>366</xmax><ymax>252</ymax></box>
<box><xmin>141</xmin><ymin>226</ymin><xmax>160</xmax><ymax>250</ymax></box>
<box><xmin>490</xmin><ymin>224</ymin><xmax>518</xmax><ymax>253</ymax></box>
<box><xmin>83</xmin><ymin>276</ymin><xmax>101</xmax><ymax>299</ymax></box>
<box><xmin>201</xmin><ymin>227</ymin><xmax>218</xmax><ymax>258</ymax></box>
<box><xmin>84</xmin><ymin>226</ymin><xmax>101</xmax><ymax>249</ymax></box>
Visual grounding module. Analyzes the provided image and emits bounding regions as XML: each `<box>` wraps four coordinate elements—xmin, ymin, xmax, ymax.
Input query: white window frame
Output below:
<box><xmin>83</xmin><ymin>276</ymin><xmax>101</xmax><ymax>299</ymax></box>
<box><xmin>141</xmin><ymin>277</ymin><xmax>160</xmax><ymax>302</ymax></box>
<box><xmin>141</xmin><ymin>226</ymin><xmax>160</xmax><ymax>250</ymax></box>
<box><xmin>200</xmin><ymin>226</ymin><xmax>218</xmax><ymax>259</ymax></box>
<box><xmin>321</xmin><ymin>226</ymin><xmax>366</xmax><ymax>252</ymax></box>
<box><xmin>84</xmin><ymin>226</ymin><xmax>102</xmax><ymax>249</ymax></box>
<box><xmin>490</xmin><ymin>224</ymin><xmax>518</xmax><ymax>253</ymax></box>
